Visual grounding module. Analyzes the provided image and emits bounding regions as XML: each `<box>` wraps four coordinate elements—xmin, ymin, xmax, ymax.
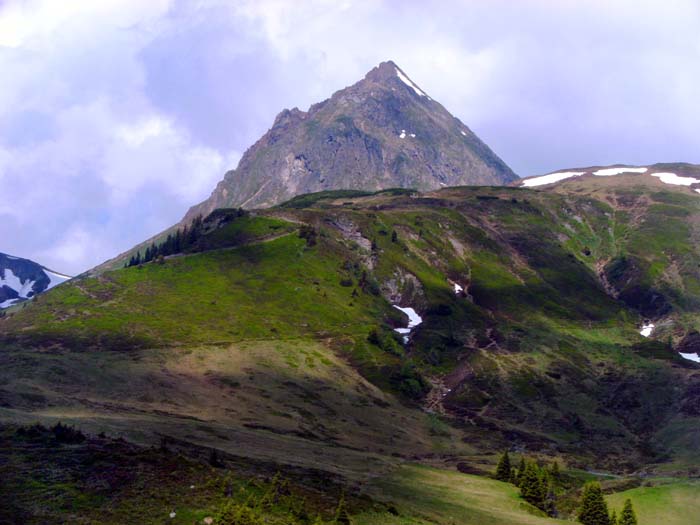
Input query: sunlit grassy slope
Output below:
<box><xmin>1</xmin><ymin>184</ymin><xmax>700</xmax><ymax>477</ymax></box>
<box><xmin>606</xmin><ymin>480</ymin><xmax>700</xmax><ymax>525</ymax></box>
<box><xmin>358</xmin><ymin>464</ymin><xmax>566</xmax><ymax>525</ymax></box>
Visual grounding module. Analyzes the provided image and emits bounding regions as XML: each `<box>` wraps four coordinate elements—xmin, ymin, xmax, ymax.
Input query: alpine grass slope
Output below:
<box><xmin>2</xmin><ymin>171</ymin><xmax>700</xmax><ymax>522</ymax></box>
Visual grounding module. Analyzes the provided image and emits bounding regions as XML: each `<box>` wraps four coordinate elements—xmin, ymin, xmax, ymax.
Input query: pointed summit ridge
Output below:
<box><xmin>362</xmin><ymin>60</ymin><xmax>428</xmax><ymax>97</ymax></box>
<box><xmin>183</xmin><ymin>61</ymin><xmax>516</xmax><ymax>220</ymax></box>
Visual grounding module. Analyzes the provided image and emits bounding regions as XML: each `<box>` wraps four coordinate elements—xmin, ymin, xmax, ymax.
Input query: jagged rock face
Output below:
<box><xmin>184</xmin><ymin>60</ymin><xmax>516</xmax><ymax>220</ymax></box>
<box><xmin>0</xmin><ymin>253</ymin><xmax>70</xmax><ymax>308</ymax></box>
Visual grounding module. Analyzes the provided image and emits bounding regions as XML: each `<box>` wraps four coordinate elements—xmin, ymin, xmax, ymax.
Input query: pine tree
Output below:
<box><xmin>578</xmin><ymin>482</ymin><xmax>610</xmax><ymax>525</ymax></box>
<box><xmin>609</xmin><ymin>510</ymin><xmax>618</xmax><ymax>525</ymax></box>
<box><xmin>618</xmin><ymin>499</ymin><xmax>637</xmax><ymax>525</ymax></box>
<box><xmin>174</xmin><ymin>229</ymin><xmax>182</xmax><ymax>252</ymax></box>
<box><xmin>520</xmin><ymin>463</ymin><xmax>545</xmax><ymax>509</ymax></box>
<box><xmin>496</xmin><ymin>451</ymin><xmax>512</xmax><ymax>481</ymax></box>
<box><xmin>515</xmin><ymin>457</ymin><xmax>526</xmax><ymax>485</ymax></box>
<box><xmin>334</xmin><ymin>495</ymin><xmax>351</xmax><ymax>525</ymax></box>
<box><xmin>536</xmin><ymin>470</ymin><xmax>552</xmax><ymax>514</ymax></box>
<box><xmin>510</xmin><ymin>467</ymin><xmax>519</xmax><ymax>485</ymax></box>
<box><xmin>550</xmin><ymin>460</ymin><xmax>560</xmax><ymax>482</ymax></box>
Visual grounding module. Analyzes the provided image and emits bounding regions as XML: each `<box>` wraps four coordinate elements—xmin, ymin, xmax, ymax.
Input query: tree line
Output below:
<box><xmin>495</xmin><ymin>451</ymin><xmax>638</xmax><ymax>524</ymax></box>
<box><xmin>126</xmin><ymin>215</ymin><xmax>206</xmax><ymax>267</ymax></box>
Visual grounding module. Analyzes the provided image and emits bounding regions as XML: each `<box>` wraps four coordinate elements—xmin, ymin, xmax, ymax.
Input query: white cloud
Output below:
<box><xmin>1</xmin><ymin>0</ymin><xmax>700</xmax><ymax>274</ymax></box>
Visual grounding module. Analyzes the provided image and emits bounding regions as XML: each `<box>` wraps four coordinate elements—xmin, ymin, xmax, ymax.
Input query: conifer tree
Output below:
<box><xmin>334</xmin><ymin>495</ymin><xmax>351</xmax><ymax>525</ymax></box>
<box><xmin>550</xmin><ymin>460</ymin><xmax>560</xmax><ymax>482</ymax></box>
<box><xmin>516</xmin><ymin>457</ymin><xmax>527</xmax><ymax>486</ymax></box>
<box><xmin>543</xmin><ymin>476</ymin><xmax>557</xmax><ymax>517</ymax></box>
<box><xmin>609</xmin><ymin>510</ymin><xmax>618</xmax><ymax>525</ymax></box>
<box><xmin>578</xmin><ymin>482</ymin><xmax>610</xmax><ymax>525</ymax></box>
<box><xmin>618</xmin><ymin>499</ymin><xmax>637</xmax><ymax>525</ymax></box>
<box><xmin>496</xmin><ymin>450</ymin><xmax>512</xmax><ymax>481</ymax></box>
<box><xmin>510</xmin><ymin>467</ymin><xmax>519</xmax><ymax>485</ymax></box>
<box><xmin>520</xmin><ymin>462</ymin><xmax>545</xmax><ymax>509</ymax></box>
<box><xmin>174</xmin><ymin>229</ymin><xmax>182</xmax><ymax>252</ymax></box>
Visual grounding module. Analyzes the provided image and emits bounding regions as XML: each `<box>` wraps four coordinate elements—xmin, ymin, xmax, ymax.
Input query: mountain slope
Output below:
<box><xmin>2</xmin><ymin>186</ymin><xmax>700</xmax><ymax>480</ymax></box>
<box><xmin>0</xmin><ymin>253</ymin><xmax>70</xmax><ymax>308</ymax></box>
<box><xmin>183</xmin><ymin>60</ymin><xmax>516</xmax><ymax>219</ymax></box>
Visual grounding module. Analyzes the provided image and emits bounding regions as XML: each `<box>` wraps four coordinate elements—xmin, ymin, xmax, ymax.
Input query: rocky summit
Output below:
<box><xmin>183</xmin><ymin>60</ymin><xmax>516</xmax><ymax>221</ymax></box>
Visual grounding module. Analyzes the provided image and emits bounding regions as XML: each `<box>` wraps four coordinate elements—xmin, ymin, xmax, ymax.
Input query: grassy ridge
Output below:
<box><xmin>1</xmin><ymin>185</ymin><xmax>699</xmax><ymax>475</ymax></box>
<box><xmin>606</xmin><ymin>480</ymin><xmax>700</xmax><ymax>525</ymax></box>
<box><xmin>3</xmin><ymin>233</ymin><xmax>387</xmax><ymax>348</ymax></box>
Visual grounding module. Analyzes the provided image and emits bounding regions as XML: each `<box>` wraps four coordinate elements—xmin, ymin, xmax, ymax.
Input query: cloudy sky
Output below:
<box><xmin>1</xmin><ymin>0</ymin><xmax>699</xmax><ymax>274</ymax></box>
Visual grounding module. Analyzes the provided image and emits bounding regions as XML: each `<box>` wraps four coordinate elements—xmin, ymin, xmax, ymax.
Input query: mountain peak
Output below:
<box><xmin>362</xmin><ymin>60</ymin><xmax>429</xmax><ymax>98</ymax></box>
<box><xmin>364</xmin><ymin>60</ymin><xmax>399</xmax><ymax>81</ymax></box>
<box><xmin>0</xmin><ymin>252</ymin><xmax>71</xmax><ymax>308</ymax></box>
<box><xmin>182</xmin><ymin>61</ymin><xmax>516</xmax><ymax>218</ymax></box>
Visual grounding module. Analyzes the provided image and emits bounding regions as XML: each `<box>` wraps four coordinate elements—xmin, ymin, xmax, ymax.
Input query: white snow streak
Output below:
<box><xmin>0</xmin><ymin>299</ymin><xmax>19</xmax><ymax>308</ymax></box>
<box><xmin>45</xmin><ymin>269</ymin><xmax>71</xmax><ymax>289</ymax></box>
<box><xmin>395</xmin><ymin>67</ymin><xmax>427</xmax><ymax>97</ymax></box>
<box><xmin>593</xmin><ymin>167</ymin><xmax>648</xmax><ymax>176</ymax></box>
<box><xmin>651</xmin><ymin>172</ymin><xmax>700</xmax><ymax>186</ymax></box>
<box><xmin>639</xmin><ymin>323</ymin><xmax>655</xmax><ymax>337</ymax></box>
<box><xmin>393</xmin><ymin>305</ymin><xmax>423</xmax><ymax>343</ymax></box>
<box><xmin>679</xmin><ymin>352</ymin><xmax>700</xmax><ymax>363</ymax></box>
<box><xmin>454</xmin><ymin>282</ymin><xmax>463</xmax><ymax>295</ymax></box>
<box><xmin>522</xmin><ymin>172</ymin><xmax>586</xmax><ymax>187</ymax></box>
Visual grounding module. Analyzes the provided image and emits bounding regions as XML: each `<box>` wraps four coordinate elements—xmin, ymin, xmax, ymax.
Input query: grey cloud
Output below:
<box><xmin>1</xmin><ymin>0</ymin><xmax>699</xmax><ymax>274</ymax></box>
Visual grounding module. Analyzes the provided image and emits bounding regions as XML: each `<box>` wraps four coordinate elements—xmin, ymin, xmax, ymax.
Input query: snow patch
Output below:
<box><xmin>0</xmin><ymin>268</ymin><xmax>35</xmax><ymax>298</ymax></box>
<box><xmin>651</xmin><ymin>172</ymin><xmax>700</xmax><ymax>186</ymax></box>
<box><xmin>44</xmin><ymin>269</ymin><xmax>71</xmax><ymax>289</ymax></box>
<box><xmin>0</xmin><ymin>299</ymin><xmax>19</xmax><ymax>308</ymax></box>
<box><xmin>395</xmin><ymin>67</ymin><xmax>427</xmax><ymax>97</ymax></box>
<box><xmin>454</xmin><ymin>282</ymin><xmax>463</xmax><ymax>295</ymax></box>
<box><xmin>460</xmin><ymin>130</ymin><xmax>467</xmax><ymax>136</ymax></box>
<box><xmin>399</xmin><ymin>130</ymin><xmax>406</xmax><ymax>139</ymax></box>
<box><xmin>593</xmin><ymin>167</ymin><xmax>647</xmax><ymax>176</ymax></box>
<box><xmin>393</xmin><ymin>305</ymin><xmax>423</xmax><ymax>343</ymax></box>
<box><xmin>639</xmin><ymin>323</ymin><xmax>655</xmax><ymax>337</ymax></box>
<box><xmin>679</xmin><ymin>352</ymin><xmax>700</xmax><ymax>363</ymax></box>
<box><xmin>522</xmin><ymin>172</ymin><xmax>586</xmax><ymax>187</ymax></box>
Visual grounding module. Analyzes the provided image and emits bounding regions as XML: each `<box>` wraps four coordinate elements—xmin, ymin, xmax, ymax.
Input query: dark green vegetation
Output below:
<box><xmin>2</xmin><ymin>178</ymin><xmax>700</xmax><ymax>522</ymax></box>
<box><xmin>1</xmin><ymin>423</ymin><xmax>570</xmax><ymax>524</ymax></box>
<box><xmin>0</xmin><ymin>423</ymin><xmax>376</xmax><ymax>524</ymax></box>
<box><xmin>578</xmin><ymin>482</ymin><xmax>611</xmax><ymax>525</ymax></box>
